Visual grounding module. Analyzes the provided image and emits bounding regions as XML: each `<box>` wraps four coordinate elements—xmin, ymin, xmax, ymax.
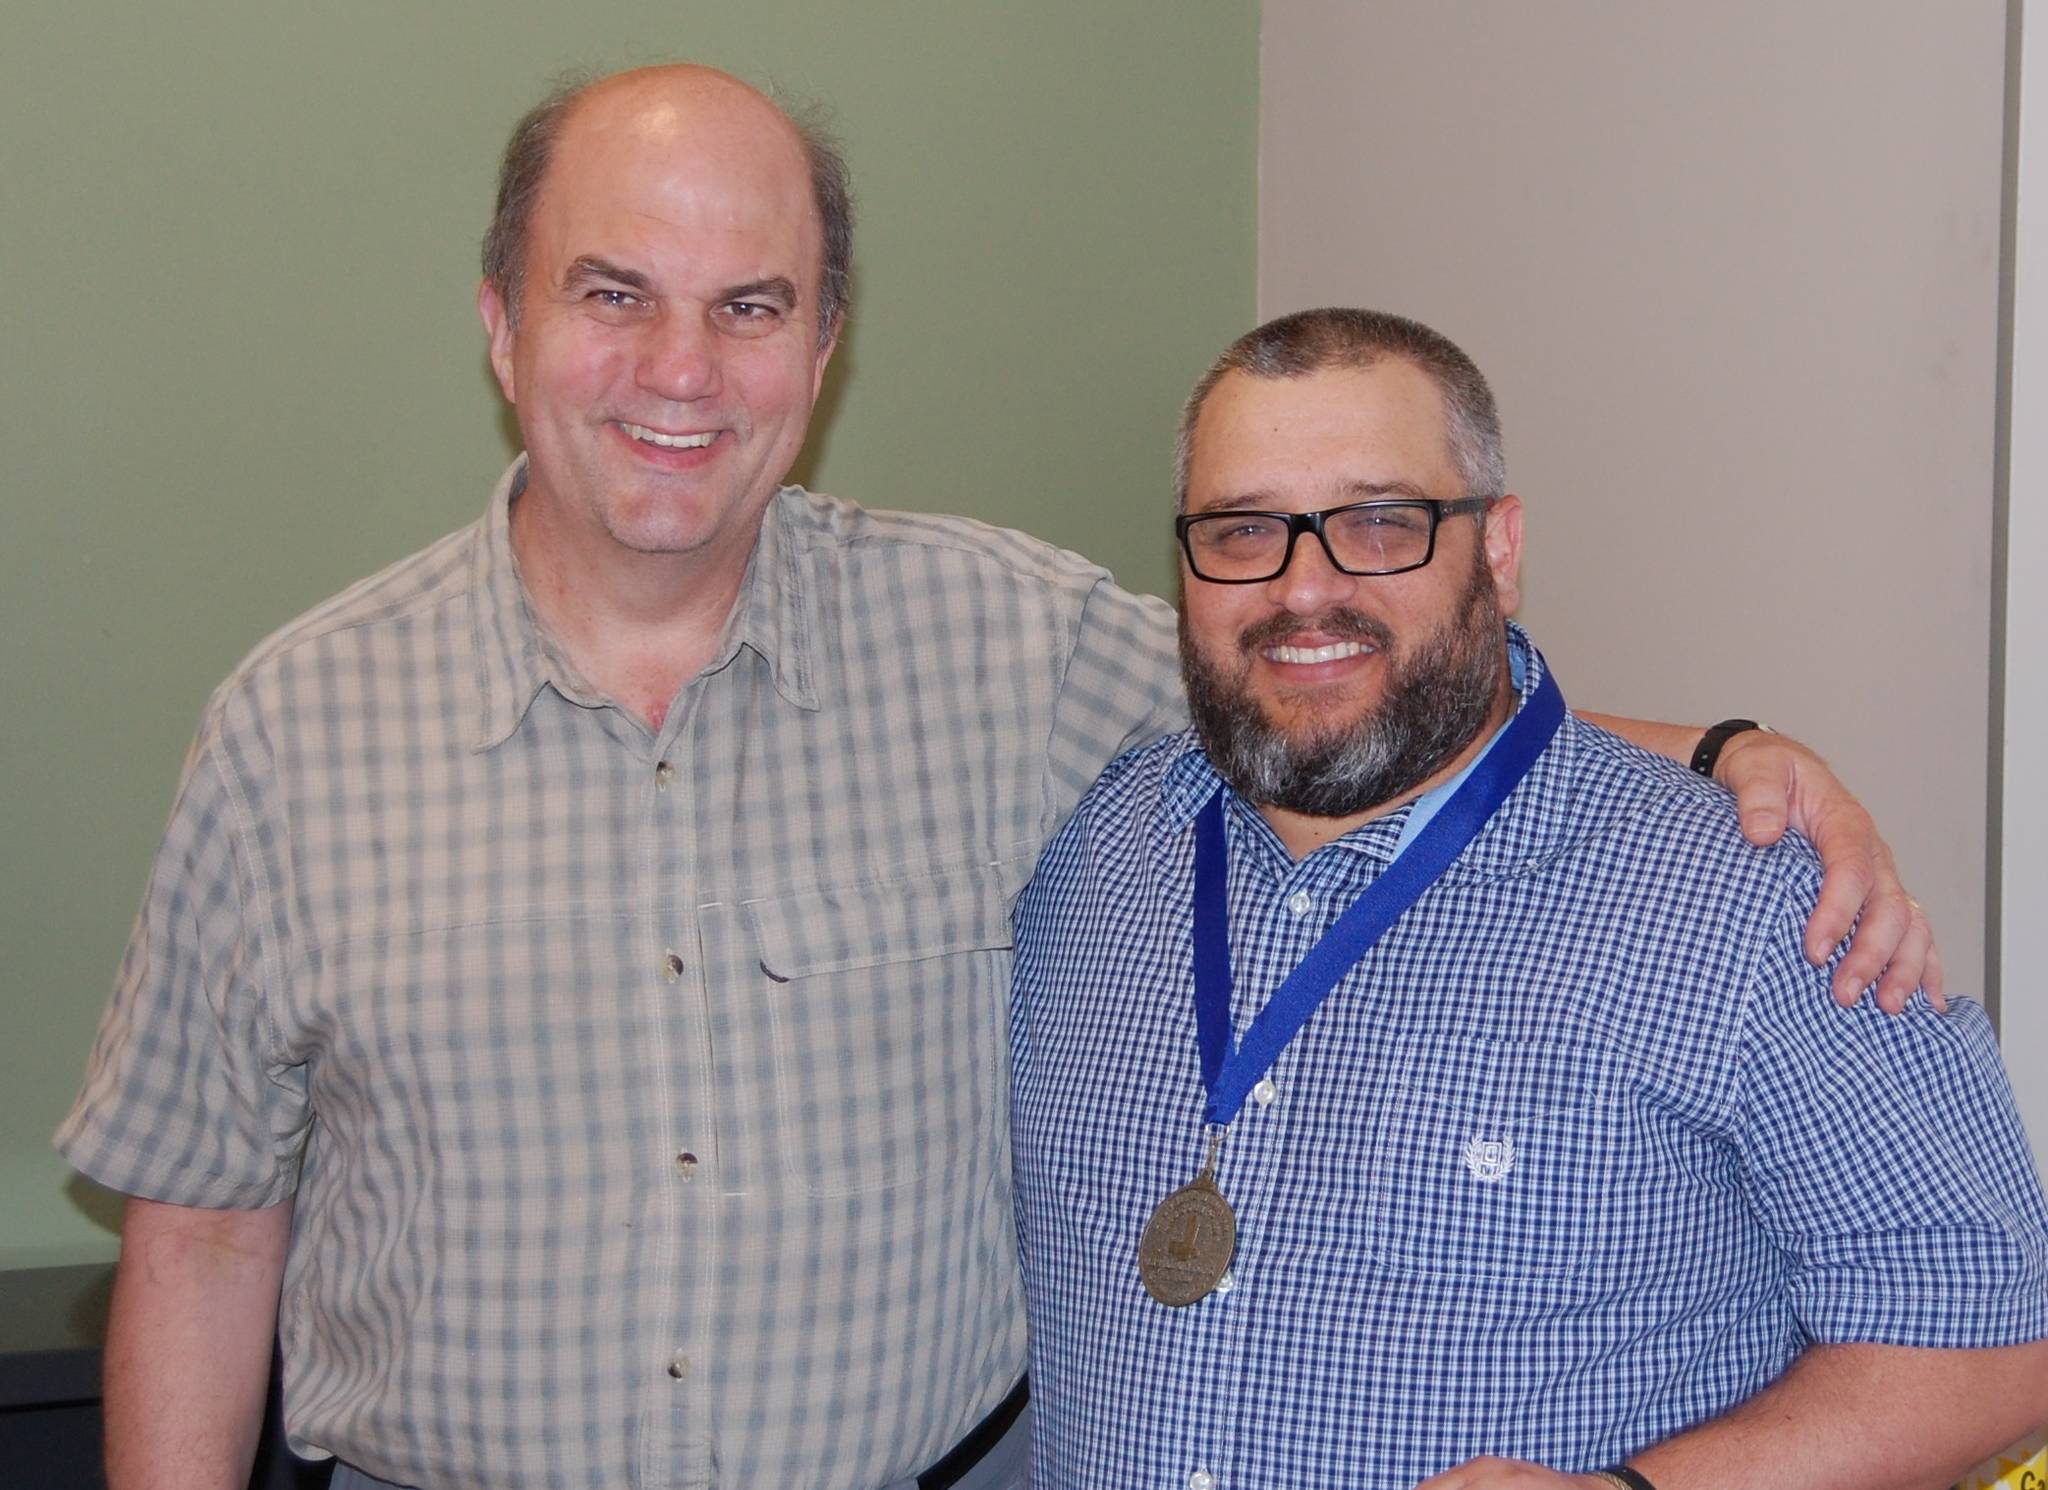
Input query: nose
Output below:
<box><xmin>635</xmin><ymin>309</ymin><xmax>722</xmax><ymax>404</ymax></box>
<box><xmin>1265</xmin><ymin>527</ymin><xmax>1356</xmax><ymax>615</ymax></box>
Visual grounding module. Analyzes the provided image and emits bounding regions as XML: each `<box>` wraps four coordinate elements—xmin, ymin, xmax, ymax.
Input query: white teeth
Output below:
<box><xmin>622</xmin><ymin>423</ymin><xmax>716</xmax><ymax>449</ymax></box>
<box><xmin>1267</xmin><ymin>641</ymin><xmax>1371</xmax><ymax>664</ymax></box>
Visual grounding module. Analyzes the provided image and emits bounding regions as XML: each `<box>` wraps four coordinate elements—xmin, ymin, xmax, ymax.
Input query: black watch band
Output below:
<box><xmin>1592</xmin><ymin>1468</ymin><xmax>1658</xmax><ymax>1490</ymax></box>
<box><xmin>1689</xmin><ymin>717</ymin><xmax>1764</xmax><ymax>778</ymax></box>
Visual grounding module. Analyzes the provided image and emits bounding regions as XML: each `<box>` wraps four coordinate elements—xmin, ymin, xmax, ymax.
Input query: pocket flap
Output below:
<box><xmin>746</xmin><ymin>860</ymin><xmax>1017</xmax><ymax>980</ymax></box>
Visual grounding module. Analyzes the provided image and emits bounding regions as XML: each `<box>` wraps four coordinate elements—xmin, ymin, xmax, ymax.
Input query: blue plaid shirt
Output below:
<box><xmin>1011</xmin><ymin>626</ymin><xmax>2048</xmax><ymax>1490</ymax></box>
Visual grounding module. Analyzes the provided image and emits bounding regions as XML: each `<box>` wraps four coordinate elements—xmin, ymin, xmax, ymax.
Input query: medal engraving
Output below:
<box><xmin>1138</xmin><ymin>1130</ymin><xmax>1236</xmax><ymax>1307</ymax></box>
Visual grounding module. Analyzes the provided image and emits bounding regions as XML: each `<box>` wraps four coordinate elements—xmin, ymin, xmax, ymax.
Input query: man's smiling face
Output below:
<box><xmin>479</xmin><ymin>68</ymin><xmax>837</xmax><ymax>575</ymax></box>
<box><xmin>1177</xmin><ymin>359</ymin><xmax>1521</xmax><ymax>818</ymax></box>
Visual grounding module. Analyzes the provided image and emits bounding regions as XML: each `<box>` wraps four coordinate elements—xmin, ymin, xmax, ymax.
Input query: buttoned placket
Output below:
<box><xmin>641</xmin><ymin>689</ymin><xmax>718</xmax><ymax>1490</ymax></box>
<box><xmin>1166</xmin><ymin>808</ymin><xmax>1343</xmax><ymax>1490</ymax></box>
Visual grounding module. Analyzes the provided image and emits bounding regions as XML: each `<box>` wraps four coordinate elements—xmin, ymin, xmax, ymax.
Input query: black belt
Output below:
<box><xmin>916</xmin><ymin>1376</ymin><xmax>1029</xmax><ymax>1490</ymax></box>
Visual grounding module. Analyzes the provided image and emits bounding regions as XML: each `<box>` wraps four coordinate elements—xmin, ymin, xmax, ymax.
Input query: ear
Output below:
<box><xmin>809</xmin><ymin>312</ymin><xmax>843</xmax><ymax>402</ymax></box>
<box><xmin>478</xmin><ymin>278</ymin><xmax>518</xmax><ymax>404</ymax></box>
<box><xmin>1484</xmin><ymin>494</ymin><xmax>1525</xmax><ymax>616</ymax></box>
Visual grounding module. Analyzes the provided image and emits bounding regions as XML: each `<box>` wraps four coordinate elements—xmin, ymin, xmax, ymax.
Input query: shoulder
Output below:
<box><xmin>1562</xmin><ymin>713</ymin><xmax>1819</xmax><ymax>878</ymax></box>
<box><xmin>1539</xmin><ymin>716</ymin><xmax>1825</xmax><ymax>973</ymax></box>
<box><xmin>1027</xmin><ymin>733</ymin><xmax>1189</xmax><ymax>882</ymax></box>
<box><xmin>1076</xmin><ymin>730</ymin><xmax>1192</xmax><ymax>816</ymax></box>
<box><xmin>197</xmin><ymin>520</ymin><xmax>480</xmax><ymax>746</ymax></box>
<box><xmin>773</xmin><ymin>486</ymin><xmax>1138</xmax><ymax>597</ymax></box>
<box><xmin>1016</xmin><ymin>732</ymin><xmax>1190</xmax><ymax>958</ymax></box>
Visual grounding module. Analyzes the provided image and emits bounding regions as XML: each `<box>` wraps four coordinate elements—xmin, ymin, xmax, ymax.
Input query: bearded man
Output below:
<box><xmin>1010</xmin><ymin>307</ymin><xmax>2048</xmax><ymax>1490</ymax></box>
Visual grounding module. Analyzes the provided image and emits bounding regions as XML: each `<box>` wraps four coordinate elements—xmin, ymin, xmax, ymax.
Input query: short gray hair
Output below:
<box><xmin>1174</xmin><ymin>307</ymin><xmax>1506</xmax><ymax>507</ymax></box>
<box><xmin>480</xmin><ymin>72</ymin><xmax>855</xmax><ymax>347</ymax></box>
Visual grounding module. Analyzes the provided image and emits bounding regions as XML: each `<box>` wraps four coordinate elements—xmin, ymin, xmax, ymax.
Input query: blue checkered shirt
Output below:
<box><xmin>1011</xmin><ymin>626</ymin><xmax>2048</xmax><ymax>1490</ymax></box>
<box><xmin>58</xmin><ymin>460</ymin><xmax>1185</xmax><ymax>1490</ymax></box>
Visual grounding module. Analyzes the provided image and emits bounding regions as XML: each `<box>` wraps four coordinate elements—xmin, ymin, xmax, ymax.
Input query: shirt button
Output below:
<box><xmin>675</xmin><ymin>1151</ymin><xmax>699</xmax><ymax>1181</ymax></box>
<box><xmin>1252</xmin><ymin>1078</ymin><xmax>1278</xmax><ymax>1108</ymax></box>
<box><xmin>1190</xmin><ymin>1471</ymin><xmax>1216</xmax><ymax>1490</ymax></box>
<box><xmin>654</xmin><ymin>761</ymin><xmax>675</xmax><ymax>791</ymax></box>
<box><xmin>667</xmin><ymin>1350</ymin><xmax>690</xmax><ymax>1381</ymax></box>
<box><xmin>663</xmin><ymin>951</ymin><xmax>684</xmax><ymax>982</ymax></box>
<box><xmin>1287</xmin><ymin>889</ymin><xmax>1313</xmax><ymax>917</ymax></box>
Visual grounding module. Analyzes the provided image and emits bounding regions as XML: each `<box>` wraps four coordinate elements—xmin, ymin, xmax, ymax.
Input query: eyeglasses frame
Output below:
<box><xmin>1174</xmin><ymin>496</ymin><xmax>1498</xmax><ymax>584</ymax></box>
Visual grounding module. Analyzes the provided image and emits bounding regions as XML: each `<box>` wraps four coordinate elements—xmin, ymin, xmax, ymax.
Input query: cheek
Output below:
<box><xmin>1183</xmin><ymin>596</ymin><xmax>1255</xmax><ymax>660</ymax></box>
<box><xmin>521</xmin><ymin>328</ymin><xmax>629</xmax><ymax>411</ymax></box>
<box><xmin>737</xmin><ymin>344</ymin><xmax>826</xmax><ymax>422</ymax></box>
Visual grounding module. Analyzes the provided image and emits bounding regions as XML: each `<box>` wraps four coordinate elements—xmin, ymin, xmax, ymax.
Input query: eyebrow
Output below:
<box><xmin>557</xmin><ymin>262</ymin><xmax>800</xmax><ymax>311</ymax></box>
<box><xmin>1190</xmin><ymin>479</ymin><xmax>1435</xmax><ymax>516</ymax></box>
<box><xmin>562</xmin><ymin>257</ymin><xmax>654</xmax><ymax>295</ymax></box>
<box><xmin>723</xmin><ymin>276</ymin><xmax>798</xmax><ymax>307</ymax></box>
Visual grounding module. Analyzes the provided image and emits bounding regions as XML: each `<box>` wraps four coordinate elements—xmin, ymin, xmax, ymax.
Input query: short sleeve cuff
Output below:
<box><xmin>54</xmin><ymin>1105</ymin><xmax>299</xmax><ymax>1212</ymax></box>
<box><xmin>1793</xmin><ymin>1270</ymin><xmax>2048</xmax><ymax>1348</ymax></box>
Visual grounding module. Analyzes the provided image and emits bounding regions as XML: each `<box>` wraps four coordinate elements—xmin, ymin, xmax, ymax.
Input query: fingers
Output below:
<box><xmin>1720</xmin><ymin>743</ymin><xmax>1792</xmax><ymax>848</ymax></box>
<box><xmin>1826</xmin><ymin>871</ymin><xmax>1933</xmax><ymax>1011</ymax></box>
<box><xmin>1806</xmin><ymin>832</ymin><xmax>1876</xmax><ymax>969</ymax></box>
<box><xmin>1870</xmin><ymin>899</ymin><xmax>1941</xmax><ymax>1014</ymax></box>
<box><xmin>1713</xmin><ymin>728</ymin><xmax>1944</xmax><ymax>1015</ymax></box>
<box><xmin>1813</xmin><ymin>847</ymin><xmax>1940</xmax><ymax>1014</ymax></box>
<box><xmin>1920</xmin><ymin>940</ymin><xmax>1946</xmax><ymax>1012</ymax></box>
<box><xmin>1712</xmin><ymin>724</ymin><xmax>1810</xmax><ymax>843</ymax></box>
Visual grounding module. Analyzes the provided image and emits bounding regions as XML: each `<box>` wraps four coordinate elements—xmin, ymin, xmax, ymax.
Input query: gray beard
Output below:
<box><xmin>1179</xmin><ymin>555</ymin><xmax>1507</xmax><ymax>821</ymax></box>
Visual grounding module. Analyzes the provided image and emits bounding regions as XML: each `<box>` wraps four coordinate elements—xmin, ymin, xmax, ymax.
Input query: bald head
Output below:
<box><xmin>482</xmin><ymin>64</ymin><xmax>853</xmax><ymax>344</ymax></box>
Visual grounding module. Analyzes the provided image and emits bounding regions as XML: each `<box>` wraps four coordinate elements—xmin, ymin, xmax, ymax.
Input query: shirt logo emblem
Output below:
<box><xmin>1462</xmin><ymin>1134</ymin><xmax>1517</xmax><ymax>1183</ymax></box>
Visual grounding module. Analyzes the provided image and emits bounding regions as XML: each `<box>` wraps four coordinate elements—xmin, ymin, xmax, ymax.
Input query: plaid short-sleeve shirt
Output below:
<box><xmin>58</xmin><ymin>459</ymin><xmax>1185</xmax><ymax>1490</ymax></box>
<box><xmin>1012</xmin><ymin>628</ymin><xmax>2048</xmax><ymax>1490</ymax></box>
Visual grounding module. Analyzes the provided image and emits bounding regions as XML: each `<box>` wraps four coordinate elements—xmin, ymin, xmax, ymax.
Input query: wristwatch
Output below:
<box><xmin>1689</xmin><ymin>717</ymin><xmax>1771</xmax><ymax>778</ymax></box>
<box><xmin>1589</xmin><ymin>1468</ymin><xmax>1657</xmax><ymax>1490</ymax></box>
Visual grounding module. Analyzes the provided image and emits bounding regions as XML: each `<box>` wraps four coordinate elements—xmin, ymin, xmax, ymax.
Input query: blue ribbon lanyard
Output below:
<box><xmin>1189</xmin><ymin>669</ymin><xmax>1566</xmax><ymax>1127</ymax></box>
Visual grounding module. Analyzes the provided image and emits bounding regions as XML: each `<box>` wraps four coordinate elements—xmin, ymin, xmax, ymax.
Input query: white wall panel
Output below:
<box><xmin>2003</xmin><ymin>0</ymin><xmax>2047</xmax><ymax>1174</ymax></box>
<box><xmin>1261</xmin><ymin>0</ymin><xmax>2006</xmax><ymax>994</ymax></box>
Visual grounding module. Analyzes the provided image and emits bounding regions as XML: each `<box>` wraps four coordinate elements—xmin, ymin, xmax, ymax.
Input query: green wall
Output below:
<box><xmin>1</xmin><ymin>1</ymin><xmax>1258</xmax><ymax>1268</ymax></box>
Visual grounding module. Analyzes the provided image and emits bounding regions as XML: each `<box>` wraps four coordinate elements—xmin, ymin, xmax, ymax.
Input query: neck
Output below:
<box><xmin>1257</xmin><ymin>672</ymin><xmax>1518</xmax><ymax>860</ymax></box>
<box><xmin>510</xmin><ymin>487</ymin><xmax>763</xmax><ymax>731</ymax></box>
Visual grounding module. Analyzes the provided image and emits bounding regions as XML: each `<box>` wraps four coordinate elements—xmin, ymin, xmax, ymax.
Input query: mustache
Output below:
<box><xmin>1236</xmin><ymin>607</ymin><xmax>1395</xmax><ymax>653</ymax></box>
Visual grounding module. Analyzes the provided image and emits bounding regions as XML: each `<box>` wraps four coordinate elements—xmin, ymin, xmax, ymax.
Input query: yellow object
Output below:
<box><xmin>1957</xmin><ymin>1430</ymin><xmax>2048</xmax><ymax>1490</ymax></box>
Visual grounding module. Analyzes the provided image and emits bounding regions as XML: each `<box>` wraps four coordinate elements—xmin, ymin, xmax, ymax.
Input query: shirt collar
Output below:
<box><xmin>704</xmin><ymin>485</ymin><xmax>819</xmax><ymax>712</ymax></box>
<box><xmin>467</xmin><ymin>460</ymin><xmax>819</xmax><ymax>751</ymax></box>
<box><xmin>469</xmin><ymin>458</ymin><xmax>553</xmax><ymax>751</ymax></box>
<box><xmin>1156</xmin><ymin>621</ymin><xmax>1577</xmax><ymax>879</ymax></box>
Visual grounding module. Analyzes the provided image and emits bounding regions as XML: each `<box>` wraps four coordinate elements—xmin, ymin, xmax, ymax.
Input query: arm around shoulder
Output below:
<box><xmin>104</xmin><ymin>1194</ymin><xmax>292</xmax><ymax>1490</ymax></box>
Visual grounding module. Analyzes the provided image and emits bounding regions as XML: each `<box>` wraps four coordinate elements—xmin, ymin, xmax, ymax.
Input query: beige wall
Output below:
<box><xmin>2004</xmin><ymin>0</ymin><xmax>2046</xmax><ymax>1167</ymax></box>
<box><xmin>1261</xmin><ymin>0</ymin><xmax>2007</xmax><ymax>995</ymax></box>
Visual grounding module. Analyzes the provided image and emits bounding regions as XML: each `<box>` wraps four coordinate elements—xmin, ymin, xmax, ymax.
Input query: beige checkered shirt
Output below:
<box><xmin>59</xmin><ymin>459</ymin><xmax>1185</xmax><ymax>1489</ymax></box>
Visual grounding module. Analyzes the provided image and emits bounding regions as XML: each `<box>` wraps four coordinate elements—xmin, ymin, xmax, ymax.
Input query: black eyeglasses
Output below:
<box><xmin>1175</xmin><ymin>497</ymin><xmax>1495</xmax><ymax>583</ymax></box>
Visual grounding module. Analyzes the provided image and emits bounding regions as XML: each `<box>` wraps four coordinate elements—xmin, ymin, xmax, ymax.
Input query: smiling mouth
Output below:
<box><xmin>1264</xmin><ymin>640</ymin><xmax>1378</xmax><ymax>664</ymax></box>
<box><xmin>620</xmin><ymin>422</ymin><xmax>717</xmax><ymax>450</ymax></box>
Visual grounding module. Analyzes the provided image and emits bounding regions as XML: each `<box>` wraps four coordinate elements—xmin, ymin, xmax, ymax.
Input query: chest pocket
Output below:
<box><xmin>1369</xmin><ymin>1036</ymin><xmax>1622</xmax><ymax>1284</ymax></box>
<box><xmin>749</xmin><ymin>860</ymin><xmax>1020</xmax><ymax>1198</ymax></box>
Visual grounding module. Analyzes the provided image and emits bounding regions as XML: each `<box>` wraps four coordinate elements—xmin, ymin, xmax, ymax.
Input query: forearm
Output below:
<box><xmin>1629</xmin><ymin>1340</ymin><xmax>2048</xmax><ymax>1490</ymax></box>
<box><xmin>1578</xmin><ymin>712</ymin><xmax>1703</xmax><ymax>767</ymax></box>
<box><xmin>104</xmin><ymin>1195</ymin><xmax>292</xmax><ymax>1490</ymax></box>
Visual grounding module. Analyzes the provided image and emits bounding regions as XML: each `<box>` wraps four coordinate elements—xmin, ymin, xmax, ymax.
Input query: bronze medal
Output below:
<box><xmin>1137</xmin><ymin>1129</ymin><xmax>1237</xmax><ymax>1307</ymax></box>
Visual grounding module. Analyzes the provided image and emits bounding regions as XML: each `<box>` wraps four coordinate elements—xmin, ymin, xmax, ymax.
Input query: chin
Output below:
<box><xmin>1259</xmin><ymin>691</ymin><xmax>1382</xmax><ymax>744</ymax></box>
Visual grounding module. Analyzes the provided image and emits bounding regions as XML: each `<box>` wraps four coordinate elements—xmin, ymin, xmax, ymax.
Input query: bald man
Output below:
<box><xmin>58</xmin><ymin>66</ymin><xmax>1936</xmax><ymax>1490</ymax></box>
